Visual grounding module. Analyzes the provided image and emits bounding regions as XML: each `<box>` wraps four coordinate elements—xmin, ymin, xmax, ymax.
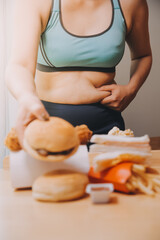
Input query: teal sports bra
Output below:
<box><xmin>37</xmin><ymin>0</ymin><xmax>127</xmax><ymax>73</ymax></box>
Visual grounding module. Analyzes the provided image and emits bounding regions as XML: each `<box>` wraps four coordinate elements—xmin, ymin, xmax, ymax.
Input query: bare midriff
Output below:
<box><xmin>35</xmin><ymin>70</ymin><xmax>116</xmax><ymax>104</ymax></box>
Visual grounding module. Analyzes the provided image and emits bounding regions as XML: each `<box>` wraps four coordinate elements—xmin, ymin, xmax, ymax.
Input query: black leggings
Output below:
<box><xmin>41</xmin><ymin>100</ymin><xmax>125</xmax><ymax>134</ymax></box>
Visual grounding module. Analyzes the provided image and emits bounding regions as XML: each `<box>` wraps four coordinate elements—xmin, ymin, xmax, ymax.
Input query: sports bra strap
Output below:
<box><xmin>112</xmin><ymin>0</ymin><xmax>120</xmax><ymax>9</ymax></box>
<box><xmin>52</xmin><ymin>0</ymin><xmax>60</xmax><ymax>12</ymax></box>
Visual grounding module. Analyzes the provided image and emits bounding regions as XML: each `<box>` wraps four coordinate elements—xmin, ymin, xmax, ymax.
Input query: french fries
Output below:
<box><xmin>88</xmin><ymin>162</ymin><xmax>160</xmax><ymax>196</ymax></box>
<box><xmin>126</xmin><ymin>164</ymin><xmax>160</xmax><ymax>196</ymax></box>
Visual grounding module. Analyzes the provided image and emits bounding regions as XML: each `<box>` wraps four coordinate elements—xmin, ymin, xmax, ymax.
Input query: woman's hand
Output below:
<box><xmin>97</xmin><ymin>84</ymin><xmax>137</xmax><ymax>112</ymax></box>
<box><xmin>15</xmin><ymin>93</ymin><xmax>50</xmax><ymax>148</ymax></box>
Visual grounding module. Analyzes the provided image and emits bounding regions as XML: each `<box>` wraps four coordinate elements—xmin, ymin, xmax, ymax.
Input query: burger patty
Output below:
<box><xmin>36</xmin><ymin>147</ymin><xmax>74</xmax><ymax>156</ymax></box>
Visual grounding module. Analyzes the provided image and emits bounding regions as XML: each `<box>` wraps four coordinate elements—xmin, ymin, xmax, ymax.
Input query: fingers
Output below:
<box><xmin>100</xmin><ymin>96</ymin><xmax>126</xmax><ymax>111</ymax></box>
<box><xmin>100</xmin><ymin>95</ymin><xmax>121</xmax><ymax>111</ymax></box>
<box><xmin>16</xmin><ymin>98</ymin><xmax>50</xmax><ymax>148</ymax></box>
<box><xmin>23</xmin><ymin>112</ymin><xmax>36</xmax><ymax>126</ymax></box>
<box><xmin>100</xmin><ymin>95</ymin><xmax>114</xmax><ymax>104</ymax></box>
<box><xmin>101</xmin><ymin>102</ymin><xmax>121</xmax><ymax>112</ymax></box>
<box><xmin>98</xmin><ymin>84</ymin><xmax>116</xmax><ymax>91</ymax></box>
<box><xmin>19</xmin><ymin>93</ymin><xmax>50</xmax><ymax>121</ymax></box>
<box><xmin>99</xmin><ymin>84</ymin><xmax>130</xmax><ymax>112</ymax></box>
<box><xmin>30</xmin><ymin>103</ymin><xmax>50</xmax><ymax>121</ymax></box>
<box><xmin>106</xmin><ymin>103</ymin><xmax>121</xmax><ymax>111</ymax></box>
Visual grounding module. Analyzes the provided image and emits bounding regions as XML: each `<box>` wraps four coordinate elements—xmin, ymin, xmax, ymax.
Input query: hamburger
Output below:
<box><xmin>23</xmin><ymin>117</ymin><xmax>80</xmax><ymax>161</ymax></box>
<box><xmin>32</xmin><ymin>169</ymin><xmax>89</xmax><ymax>202</ymax></box>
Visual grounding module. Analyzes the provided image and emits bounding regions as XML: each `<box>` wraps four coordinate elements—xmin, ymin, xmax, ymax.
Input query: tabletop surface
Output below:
<box><xmin>1</xmin><ymin>151</ymin><xmax>160</xmax><ymax>240</ymax></box>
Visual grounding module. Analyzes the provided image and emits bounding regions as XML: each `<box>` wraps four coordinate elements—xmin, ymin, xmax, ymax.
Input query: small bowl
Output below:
<box><xmin>86</xmin><ymin>183</ymin><xmax>114</xmax><ymax>204</ymax></box>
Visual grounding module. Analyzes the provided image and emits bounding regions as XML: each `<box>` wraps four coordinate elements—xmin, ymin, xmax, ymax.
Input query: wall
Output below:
<box><xmin>0</xmin><ymin>0</ymin><xmax>8</xmax><ymax>166</ymax></box>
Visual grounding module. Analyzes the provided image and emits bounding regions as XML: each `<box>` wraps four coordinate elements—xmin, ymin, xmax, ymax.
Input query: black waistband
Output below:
<box><xmin>41</xmin><ymin>100</ymin><xmax>105</xmax><ymax>109</ymax></box>
<box><xmin>37</xmin><ymin>63</ymin><xmax>115</xmax><ymax>73</ymax></box>
<box><xmin>40</xmin><ymin>99</ymin><xmax>124</xmax><ymax>134</ymax></box>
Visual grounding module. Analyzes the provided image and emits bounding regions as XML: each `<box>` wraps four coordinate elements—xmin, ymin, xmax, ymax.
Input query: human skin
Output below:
<box><xmin>5</xmin><ymin>0</ymin><xmax>152</xmax><ymax>147</ymax></box>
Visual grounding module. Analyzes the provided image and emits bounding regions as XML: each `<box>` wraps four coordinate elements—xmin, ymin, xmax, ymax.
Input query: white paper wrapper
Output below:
<box><xmin>10</xmin><ymin>145</ymin><xmax>89</xmax><ymax>189</ymax></box>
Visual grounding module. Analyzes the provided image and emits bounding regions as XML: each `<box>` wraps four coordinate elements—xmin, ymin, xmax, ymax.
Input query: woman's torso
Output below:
<box><xmin>35</xmin><ymin>0</ymin><xmax>129</xmax><ymax>104</ymax></box>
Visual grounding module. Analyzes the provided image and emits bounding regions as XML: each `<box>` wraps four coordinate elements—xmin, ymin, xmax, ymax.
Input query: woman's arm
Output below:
<box><xmin>98</xmin><ymin>0</ymin><xmax>152</xmax><ymax>111</ymax></box>
<box><xmin>126</xmin><ymin>0</ymin><xmax>152</xmax><ymax>95</ymax></box>
<box><xmin>5</xmin><ymin>0</ymin><xmax>52</xmax><ymax>100</ymax></box>
<box><xmin>5</xmin><ymin>0</ymin><xmax>52</xmax><ymax>146</ymax></box>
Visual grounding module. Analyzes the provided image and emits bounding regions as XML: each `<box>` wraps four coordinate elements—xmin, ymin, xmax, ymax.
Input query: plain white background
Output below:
<box><xmin>0</xmin><ymin>0</ymin><xmax>160</xmax><ymax>166</ymax></box>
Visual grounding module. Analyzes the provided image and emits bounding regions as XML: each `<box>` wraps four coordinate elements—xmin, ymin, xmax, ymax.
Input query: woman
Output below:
<box><xmin>6</xmin><ymin>0</ymin><xmax>152</xmax><ymax>147</ymax></box>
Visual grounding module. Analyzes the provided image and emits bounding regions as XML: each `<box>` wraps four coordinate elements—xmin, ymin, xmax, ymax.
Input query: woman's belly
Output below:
<box><xmin>35</xmin><ymin>70</ymin><xmax>116</xmax><ymax>104</ymax></box>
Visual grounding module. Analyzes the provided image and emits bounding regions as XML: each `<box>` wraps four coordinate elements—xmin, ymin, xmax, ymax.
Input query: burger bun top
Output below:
<box><xmin>24</xmin><ymin>117</ymin><xmax>80</xmax><ymax>152</ymax></box>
